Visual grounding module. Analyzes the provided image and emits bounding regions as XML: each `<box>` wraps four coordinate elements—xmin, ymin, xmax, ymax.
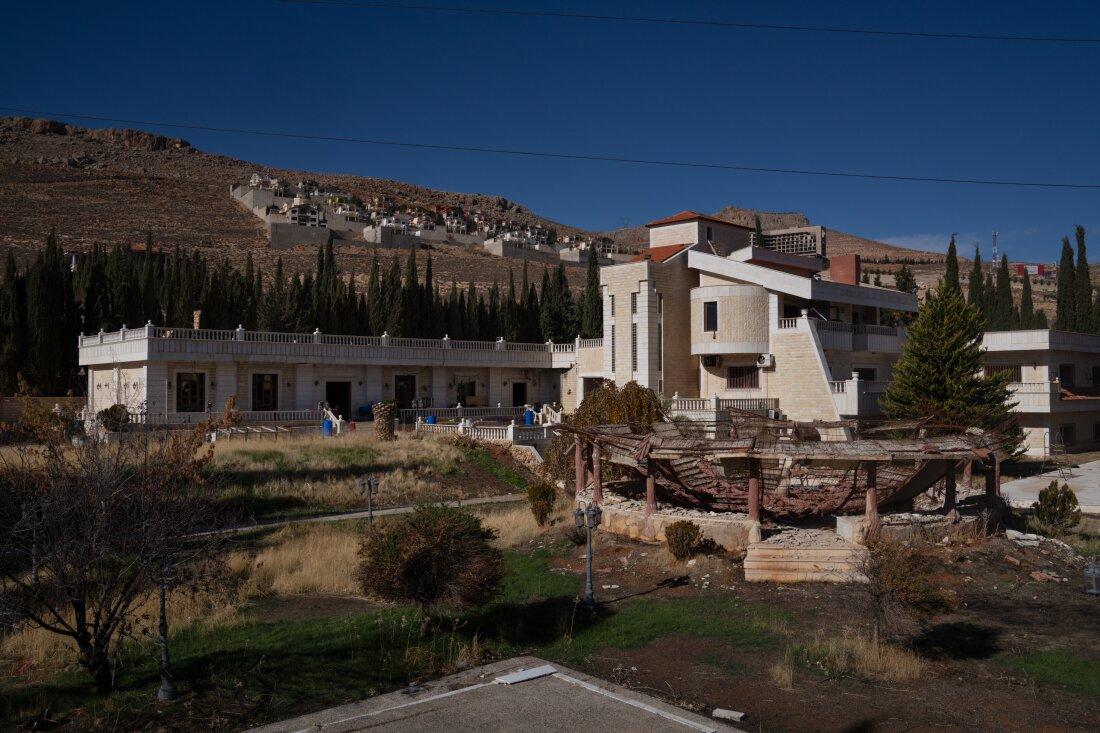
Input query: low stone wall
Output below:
<box><xmin>590</xmin><ymin>499</ymin><xmax>754</xmax><ymax>552</ymax></box>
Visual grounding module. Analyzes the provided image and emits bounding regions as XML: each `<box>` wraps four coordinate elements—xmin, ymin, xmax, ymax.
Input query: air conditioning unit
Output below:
<box><xmin>757</xmin><ymin>353</ymin><xmax>775</xmax><ymax>368</ymax></box>
<box><xmin>701</xmin><ymin>355</ymin><xmax>720</xmax><ymax>368</ymax></box>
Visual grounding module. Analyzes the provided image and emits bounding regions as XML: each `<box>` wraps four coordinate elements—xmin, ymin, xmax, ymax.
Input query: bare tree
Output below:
<box><xmin>0</xmin><ymin>413</ymin><xmax>228</xmax><ymax>693</ymax></box>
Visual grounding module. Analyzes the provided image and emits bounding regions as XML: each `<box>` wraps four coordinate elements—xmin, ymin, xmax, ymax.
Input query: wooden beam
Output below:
<box><xmin>645</xmin><ymin>463</ymin><xmax>657</xmax><ymax>516</ymax></box>
<box><xmin>943</xmin><ymin>461</ymin><xmax>957</xmax><ymax>517</ymax></box>
<box><xmin>985</xmin><ymin>453</ymin><xmax>1000</xmax><ymax>498</ymax></box>
<box><xmin>592</xmin><ymin>442</ymin><xmax>603</xmax><ymax>505</ymax></box>
<box><xmin>864</xmin><ymin>462</ymin><xmax>880</xmax><ymax>542</ymax></box>
<box><xmin>574</xmin><ymin>437</ymin><xmax>585</xmax><ymax>499</ymax></box>
<box><xmin>747</xmin><ymin>458</ymin><xmax>762</xmax><ymax>524</ymax></box>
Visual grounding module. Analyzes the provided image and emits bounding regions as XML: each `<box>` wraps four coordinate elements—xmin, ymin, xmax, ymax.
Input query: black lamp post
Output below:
<box><xmin>357</xmin><ymin>474</ymin><xmax>380</xmax><ymax>526</ymax></box>
<box><xmin>157</xmin><ymin>563</ymin><xmax>178</xmax><ymax>701</ymax></box>
<box><xmin>574</xmin><ymin>502</ymin><xmax>603</xmax><ymax>607</ymax></box>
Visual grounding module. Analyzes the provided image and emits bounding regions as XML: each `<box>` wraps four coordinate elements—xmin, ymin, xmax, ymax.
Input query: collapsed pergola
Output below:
<box><xmin>558</xmin><ymin>414</ymin><xmax>1011</xmax><ymax>539</ymax></box>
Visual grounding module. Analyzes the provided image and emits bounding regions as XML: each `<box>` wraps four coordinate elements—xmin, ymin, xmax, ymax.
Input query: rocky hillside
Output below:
<box><xmin>1</xmin><ymin>116</ymin><xmax>945</xmax><ymax>291</ymax></box>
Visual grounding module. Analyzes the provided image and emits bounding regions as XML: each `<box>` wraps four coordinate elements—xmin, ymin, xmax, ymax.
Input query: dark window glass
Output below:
<box><xmin>1059</xmin><ymin>364</ymin><xmax>1075</xmax><ymax>386</ymax></box>
<box><xmin>176</xmin><ymin>372</ymin><xmax>206</xmax><ymax>413</ymax></box>
<box><xmin>985</xmin><ymin>364</ymin><xmax>1022</xmax><ymax>382</ymax></box>
<box><xmin>726</xmin><ymin>366</ymin><xmax>760</xmax><ymax>389</ymax></box>
<box><xmin>251</xmin><ymin>373</ymin><xmax>278</xmax><ymax>411</ymax></box>
<box><xmin>703</xmin><ymin>301</ymin><xmax>718</xmax><ymax>332</ymax></box>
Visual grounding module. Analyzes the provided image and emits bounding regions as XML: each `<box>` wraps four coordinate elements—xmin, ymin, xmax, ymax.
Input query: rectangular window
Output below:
<box><xmin>609</xmin><ymin>295</ymin><xmax>615</xmax><ymax>317</ymax></box>
<box><xmin>727</xmin><ymin>366</ymin><xmax>760</xmax><ymax>389</ymax></box>
<box><xmin>610</xmin><ymin>326</ymin><xmax>615</xmax><ymax>372</ymax></box>
<box><xmin>631</xmin><ymin>323</ymin><xmax>638</xmax><ymax>372</ymax></box>
<box><xmin>703</xmin><ymin>301</ymin><xmax>718</xmax><ymax>332</ymax></box>
<box><xmin>657</xmin><ymin>322</ymin><xmax>663</xmax><ymax>374</ymax></box>
<box><xmin>1059</xmin><ymin>423</ymin><xmax>1076</xmax><ymax>446</ymax></box>
<box><xmin>855</xmin><ymin>367</ymin><xmax>878</xmax><ymax>382</ymax></box>
<box><xmin>251</xmin><ymin>373</ymin><xmax>279</xmax><ymax>411</ymax></box>
<box><xmin>984</xmin><ymin>364</ymin><xmax>1022</xmax><ymax>382</ymax></box>
<box><xmin>630</xmin><ymin>292</ymin><xmax>637</xmax><ymax>314</ymax></box>
<box><xmin>1094</xmin><ymin>422</ymin><xmax>1100</xmax><ymax>442</ymax></box>
<box><xmin>1093</xmin><ymin>365</ymin><xmax>1100</xmax><ymax>385</ymax></box>
<box><xmin>1059</xmin><ymin>363</ymin><xmax>1075</xmax><ymax>386</ymax></box>
<box><xmin>657</xmin><ymin>293</ymin><xmax>663</xmax><ymax>314</ymax></box>
<box><xmin>706</xmin><ymin>225</ymin><xmax>713</xmax><ymax>241</ymax></box>
<box><xmin>176</xmin><ymin>372</ymin><xmax>206</xmax><ymax>413</ymax></box>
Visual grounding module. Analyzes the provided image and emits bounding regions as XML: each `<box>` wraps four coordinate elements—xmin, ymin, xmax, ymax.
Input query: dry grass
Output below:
<box><xmin>232</xmin><ymin>524</ymin><xmax>361</xmax><ymax>597</ymax></box>
<box><xmin>770</xmin><ymin>646</ymin><xmax>795</xmax><ymax>689</ymax></box>
<box><xmin>800</xmin><ymin>631</ymin><xmax>926</xmax><ymax>682</ymax></box>
<box><xmin>478</xmin><ymin>504</ymin><xmax>561</xmax><ymax>548</ymax></box>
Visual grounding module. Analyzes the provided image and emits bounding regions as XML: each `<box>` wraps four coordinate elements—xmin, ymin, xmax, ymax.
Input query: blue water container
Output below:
<box><xmin>524</xmin><ymin>408</ymin><xmax>535</xmax><ymax>425</ymax></box>
<box><xmin>426</xmin><ymin>415</ymin><xmax>437</xmax><ymax>425</ymax></box>
<box><xmin>322</xmin><ymin>418</ymin><xmax>333</xmax><ymax>437</ymax></box>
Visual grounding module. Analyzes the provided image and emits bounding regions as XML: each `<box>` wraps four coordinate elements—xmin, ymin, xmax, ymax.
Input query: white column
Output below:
<box><xmin>364</xmin><ymin>365</ymin><xmax>383</xmax><ymax>403</ymax></box>
<box><xmin>601</xmin><ymin>284</ymin><xmax>614</xmax><ymax>381</ymax></box>
<box><xmin>431</xmin><ymin>367</ymin><xmax>448</xmax><ymax>407</ymax></box>
<box><xmin>295</xmin><ymin>364</ymin><xmax>315</xmax><ymax>410</ymax></box>
<box><xmin>145</xmin><ymin>362</ymin><xmax>167</xmax><ymax>421</ymax></box>
<box><xmin>214</xmin><ymin>361</ymin><xmax>237</xmax><ymax>413</ymax></box>
<box><xmin>636</xmin><ymin>279</ymin><xmax>655</xmax><ymax>389</ymax></box>
<box><xmin>488</xmin><ymin>367</ymin><xmax>504</xmax><ymax>407</ymax></box>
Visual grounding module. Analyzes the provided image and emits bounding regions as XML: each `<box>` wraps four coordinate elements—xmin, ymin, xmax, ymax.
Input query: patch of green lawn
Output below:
<box><xmin>461</xmin><ymin>446</ymin><xmax>529</xmax><ymax>490</ymax></box>
<box><xmin>1005</xmin><ymin>648</ymin><xmax>1100</xmax><ymax>700</ymax></box>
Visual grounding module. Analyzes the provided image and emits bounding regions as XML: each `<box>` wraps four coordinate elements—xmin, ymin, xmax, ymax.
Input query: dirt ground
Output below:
<box><xmin>548</xmin><ymin>529</ymin><xmax>1099</xmax><ymax>732</ymax></box>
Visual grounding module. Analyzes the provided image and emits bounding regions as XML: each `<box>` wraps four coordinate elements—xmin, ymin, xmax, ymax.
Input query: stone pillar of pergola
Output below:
<box><xmin>747</xmin><ymin>458</ymin><xmax>762</xmax><ymax>543</ymax></box>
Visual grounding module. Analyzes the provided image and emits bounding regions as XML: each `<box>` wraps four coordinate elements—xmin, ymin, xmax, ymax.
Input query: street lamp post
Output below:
<box><xmin>357</xmin><ymin>474</ymin><xmax>380</xmax><ymax>526</ymax></box>
<box><xmin>157</xmin><ymin>564</ymin><xmax>178</xmax><ymax>701</ymax></box>
<box><xmin>573</xmin><ymin>502</ymin><xmax>603</xmax><ymax>607</ymax></box>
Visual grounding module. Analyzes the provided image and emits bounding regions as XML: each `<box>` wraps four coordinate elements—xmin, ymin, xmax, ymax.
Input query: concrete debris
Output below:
<box><xmin>1004</xmin><ymin>555</ymin><xmax>1021</xmax><ymax>567</ymax></box>
<box><xmin>1029</xmin><ymin>570</ymin><xmax>1064</xmax><ymax>583</ymax></box>
<box><xmin>712</xmin><ymin>708</ymin><xmax>746</xmax><ymax>722</ymax></box>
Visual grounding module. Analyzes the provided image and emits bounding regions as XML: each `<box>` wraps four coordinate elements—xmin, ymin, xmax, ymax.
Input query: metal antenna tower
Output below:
<box><xmin>991</xmin><ymin>230</ymin><xmax>999</xmax><ymax>269</ymax></box>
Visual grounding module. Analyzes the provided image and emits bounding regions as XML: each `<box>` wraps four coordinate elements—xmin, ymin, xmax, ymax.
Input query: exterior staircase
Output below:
<box><xmin>744</xmin><ymin>528</ymin><xmax>867</xmax><ymax>583</ymax></box>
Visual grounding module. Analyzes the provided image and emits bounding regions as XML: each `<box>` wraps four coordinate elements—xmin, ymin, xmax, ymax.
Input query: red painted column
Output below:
<box><xmin>747</xmin><ymin>459</ymin><xmax>761</xmax><ymax>524</ymax></box>
<box><xmin>943</xmin><ymin>461</ymin><xmax>958</xmax><ymax>518</ymax></box>
<box><xmin>592</xmin><ymin>442</ymin><xmax>603</xmax><ymax>505</ymax></box>
<box><xmin>985</xmin><ymin>454</ymin><xmax>1001</xmax><ymax>498</ymax></box>
<box><xmin>645</xmin><ymin>463</ymin><xmax>657</xmax><ymax>515</ymax></box>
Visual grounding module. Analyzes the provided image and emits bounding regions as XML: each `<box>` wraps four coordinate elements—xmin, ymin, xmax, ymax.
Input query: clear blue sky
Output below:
<box><xmin>3</xmin><ymin>1</ymin><xmax>1099</xmax><ymax>262</ymax></box>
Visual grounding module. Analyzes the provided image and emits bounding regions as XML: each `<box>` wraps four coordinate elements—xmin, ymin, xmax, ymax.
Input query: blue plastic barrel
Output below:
<box><xmin>322</xmin><ymin>418</ymin><xmax>333</xmax><ymax>437</ymax></box>
<box><xmin>524</xmin><ymin>408</ymin><xmax>535</xmax><ymax>425</ymax></box>
<box><xmin>426</xmin><ymin>415</ymin><xmax>437</xmax><ymax>425</ymax></box>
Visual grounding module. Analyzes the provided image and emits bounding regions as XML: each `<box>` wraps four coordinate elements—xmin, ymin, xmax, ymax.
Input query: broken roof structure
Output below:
<box><xmin>558</xmin><ymin>413</ymin><xmax>1012</xmax><ymax>522</ymax></box>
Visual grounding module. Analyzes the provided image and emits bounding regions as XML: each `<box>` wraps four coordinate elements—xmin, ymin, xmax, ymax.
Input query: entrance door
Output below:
<box><xmin>325</xmin><ymin>381</ymin><xmax>352</xmax><ymax>419</ymax></box>
<box><xmin>394</xmin><ymin>374</ymin><xmax>416</xmax><ymax>409</ymax></box>
<box><xmin>511</xmin><ymin>381</ymin><xmax>528</xmax><ymax>407</ymax></box>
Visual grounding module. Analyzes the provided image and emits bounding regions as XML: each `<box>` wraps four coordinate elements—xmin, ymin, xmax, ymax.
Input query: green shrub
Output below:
<box><xmin>1032</xmin><ymin>481</ymin><xmax>1081</xmax><ymax>534</ymax></box>
<box><xmin>97</xmin><ymin>403</ymin><xmax>130</xmax><ymax>432</ymax></box>
<box><xmin>666</xmin><ymin>520</ymin><xmax>702</xmax><ymax>560</ymax></box>
<box><xmin>526</xmin><ymin>481</ymin><xmax>557</xmax><ymax>526</ymax></box>
<box><xmin>358</xmin><ymin>505</ymin><xmax>503</xmax><ymax>635</ymax></box>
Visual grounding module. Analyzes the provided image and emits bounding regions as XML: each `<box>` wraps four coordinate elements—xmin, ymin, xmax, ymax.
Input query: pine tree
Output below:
<box><xmin>1073</xmin><ymin>225</ymin><xmax>1092</xmax><ymax>333</ymax></box>
<box><xmin>967</xmin><ymin>247</ymin><xmax>985</xmax><ymax>316</ymax></box>
<box><xmin>1054</xmin><ymin>236</ymin><xmax>1076</xmax><ymax>330</ymax></box>
<box><xmin>860</xmin><ymin>271</ymin><xmax>870</xmax><ymax>284</ymax></box>
<box><xmin>943</xmin><ymin>235</ymin><xmax>961</xmax><ymax>293</ymax></box>
<box><xmin>894</xmin><ymin>264</ymin><xmax>916</xmax><ymax>294</ymax></box>
<box><xmin>881</xmin><ymin>284</ymin><xmax>1016</xmax><ymax>432</ymax></box>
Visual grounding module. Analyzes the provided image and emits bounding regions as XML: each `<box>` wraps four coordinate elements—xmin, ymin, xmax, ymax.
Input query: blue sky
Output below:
<box><xmin>3</xmin><ymin>0</ymin><xmax>1099</xmax><ymax>262</ymax></box>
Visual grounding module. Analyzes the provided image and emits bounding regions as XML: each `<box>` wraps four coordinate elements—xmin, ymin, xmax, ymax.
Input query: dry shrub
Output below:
<box><xmin>861</xmin><ymin>539</ymin><xmax>956</xmax><ymax>644</ymax></box>
<box><xmin>800</xmin><ymin>632</ymin><xmax>926</xmax><ymax>681</ymax></box>
<box><xmin>359</xmin><ymin>505</ymin><xmax>503</xmax><ymax>634</ymax></box>
<box><xmin>526</xmin><ymin>481</ymin><xmax>557</xmax><ymax>526</ymax></box>
<box><xmin>665</xmin><ymin>520</ymin><xmax>702</xmax><ymax>560</ymax></box>
<box><xmin>543</xmin><ymin>381</ymin><xmax>663</xmax><ymax>482</ymax></box>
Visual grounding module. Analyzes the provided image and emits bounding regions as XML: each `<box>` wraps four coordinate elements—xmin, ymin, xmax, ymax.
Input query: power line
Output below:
<box><xmin>3</xmin><ymin>106</ymin><xmax>1099</xmax><ymax>190</ymax></box>
<box><xmin>275</xmin><ymin>0</ymin><xmax>1100</xmax><ymax>44</ymax></box>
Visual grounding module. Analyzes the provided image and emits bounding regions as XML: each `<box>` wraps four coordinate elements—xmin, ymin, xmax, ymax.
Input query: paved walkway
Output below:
<box><xmin>213</xmin><ymin>493</ymin><xmax>527</xmax><ymax>536</ymax></box>
<box><xmin>1000</xmin><ymin>460</ymin><xmax>1100</xmax><ymax>513</ymax></box>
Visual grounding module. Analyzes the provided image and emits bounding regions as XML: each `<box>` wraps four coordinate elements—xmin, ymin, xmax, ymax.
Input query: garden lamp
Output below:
<box><xmin>574</xmin><ymin>502</ymin><xmax>603</xmax><ymax>607</ymax></box>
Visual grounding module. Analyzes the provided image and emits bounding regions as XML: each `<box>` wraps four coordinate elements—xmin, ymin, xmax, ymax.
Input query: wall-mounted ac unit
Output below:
<box><xmin>756</xmin><ymin>353</ymin><xmax>775</xmax><ymax>368</ymax></box>
<box><xmin>702</xmin><ymin>355</ymin><xmax>720</xmax><ymax>368</ymax></box>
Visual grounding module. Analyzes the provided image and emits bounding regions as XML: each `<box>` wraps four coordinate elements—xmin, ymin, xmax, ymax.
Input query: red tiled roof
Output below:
<box><xmin>644</xmin><ymin>210</ymin><xmax>753</xmax><ymax>229</ymax></box>
<box><xmin>628</xmin><ymin>244</ymin><xmax>687</xmax><ymax>263</ymax></box>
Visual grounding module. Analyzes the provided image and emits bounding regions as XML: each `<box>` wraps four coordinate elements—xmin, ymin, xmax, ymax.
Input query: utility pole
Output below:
<box><xmin>574</xmin><ymin>502</ymin><xmax>603</xmax><ymax>607</ymax></box>
<box><xmin>157</xmin><ymin>564</ymin><xmax>178</xmax><ymax>701</ymax></box>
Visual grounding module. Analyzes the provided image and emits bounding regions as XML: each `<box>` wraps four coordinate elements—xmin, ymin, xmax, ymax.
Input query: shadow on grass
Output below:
<box><xmin>910</xmin><ymin>622</ymin><xmax>1002</xmax><ymax>660</ymax></box>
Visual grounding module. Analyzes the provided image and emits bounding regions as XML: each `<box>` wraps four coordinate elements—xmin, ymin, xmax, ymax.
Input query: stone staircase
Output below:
<box><xmin>744</xmin><ymin>528</ymin><xmax>867</xmax><ymax>583</ymax></box>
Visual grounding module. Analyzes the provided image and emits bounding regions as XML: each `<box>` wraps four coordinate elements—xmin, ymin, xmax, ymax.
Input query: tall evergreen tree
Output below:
<box><xmin>1054</xmin><ymin>236</ymin><xmax>1076</xmax><ymax>330</ymax></box>
<box><xmin>894</xmin><ymin>264</ymin><xmax>916</xmax><ymax>294</ymax></box>
<box><xmin>943</xmin><ymin>235</ymin><xmax>961</xmax><ymax>293</ymax></box>
<box><xmin>967</xmin><ymin>247</ymin><xmax>985</xmax><ymax>316</ymax></box>
<box><xmin>579</xmin><ymin>245</ymin><xmax>602</xmax><ymax>339</ymax></box>
<box><xmin>1072</xmin><ymin>225</ymin><xmax>1091</xmax><ymax>332</ymax></box>
<box><xmin>1019</xmin><ymin>270</ymin><xmax>1037</xmax><ymax>329</ymax></box>
<box><xmin>992</xmin><ymin>254</ymin><xmax>1014</xmax><ymax>330</ymax></box>
<box><xmin>881</xmin><ymin>284</ymin><xmax>1016</xmax><ymax>433</ymax></box>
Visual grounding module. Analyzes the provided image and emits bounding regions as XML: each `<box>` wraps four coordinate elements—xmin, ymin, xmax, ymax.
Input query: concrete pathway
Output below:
<box><xmin>248</xmin><ymin>656</ymin><xmax>741</xmax><ymax>733</ymax></box>
<box><xmin>214</xmin><ymin>493</ymin><xmax>527</xmax><ymax>536</ymax></box>
<box><xmin>1000</xmin><ymin>460</ymin><xmax>1100</xmax><ymax>513</ymax></box>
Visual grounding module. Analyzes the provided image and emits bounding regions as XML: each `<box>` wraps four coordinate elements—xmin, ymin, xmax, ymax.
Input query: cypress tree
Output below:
<box><xmin>579</xmin><ymin>245</ymin><xmax>602</xmax><ymax>339</ymax></box>
<box><xmin>993</xmin><ymin>254</ymin><xmax>1014</xmax><ymax>330</ymax></box>
<box><xmin>943</xmin><ymin>235</ymin><xmax>961</xmax><ymax>293</ymax></box>
<box><xmin>881</xmin><ymin>284</ymin><xmax>1016</xmax><ymax>433</ymax></box>
<box><xmin>894</xmin><ymin>264</ymin><xmax>916</xmax><ymax>294</ymax></box>
<box><xmin>1054</xmin><ymin>236</ymin><xmax>1076</xmax><ymax>331</ymax></box>
<box><xmin>967</xmin><ymin>247</ymin><xmax>985</xmax><ymax>315</ymax></box>
<box><xmin>1072</xmin><ymin>225</ymin><xmax>1091</xmax><ymax>332</ymax></box>
<box><xmin>1019</xmin><ymin>270</ymin><xmax>1036</xmax><ymax>329</ymax></box>
<box><xmin>366</xmin><ymin>250</ymin><xmax>382</xmax><ymax>335</ymax></box>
